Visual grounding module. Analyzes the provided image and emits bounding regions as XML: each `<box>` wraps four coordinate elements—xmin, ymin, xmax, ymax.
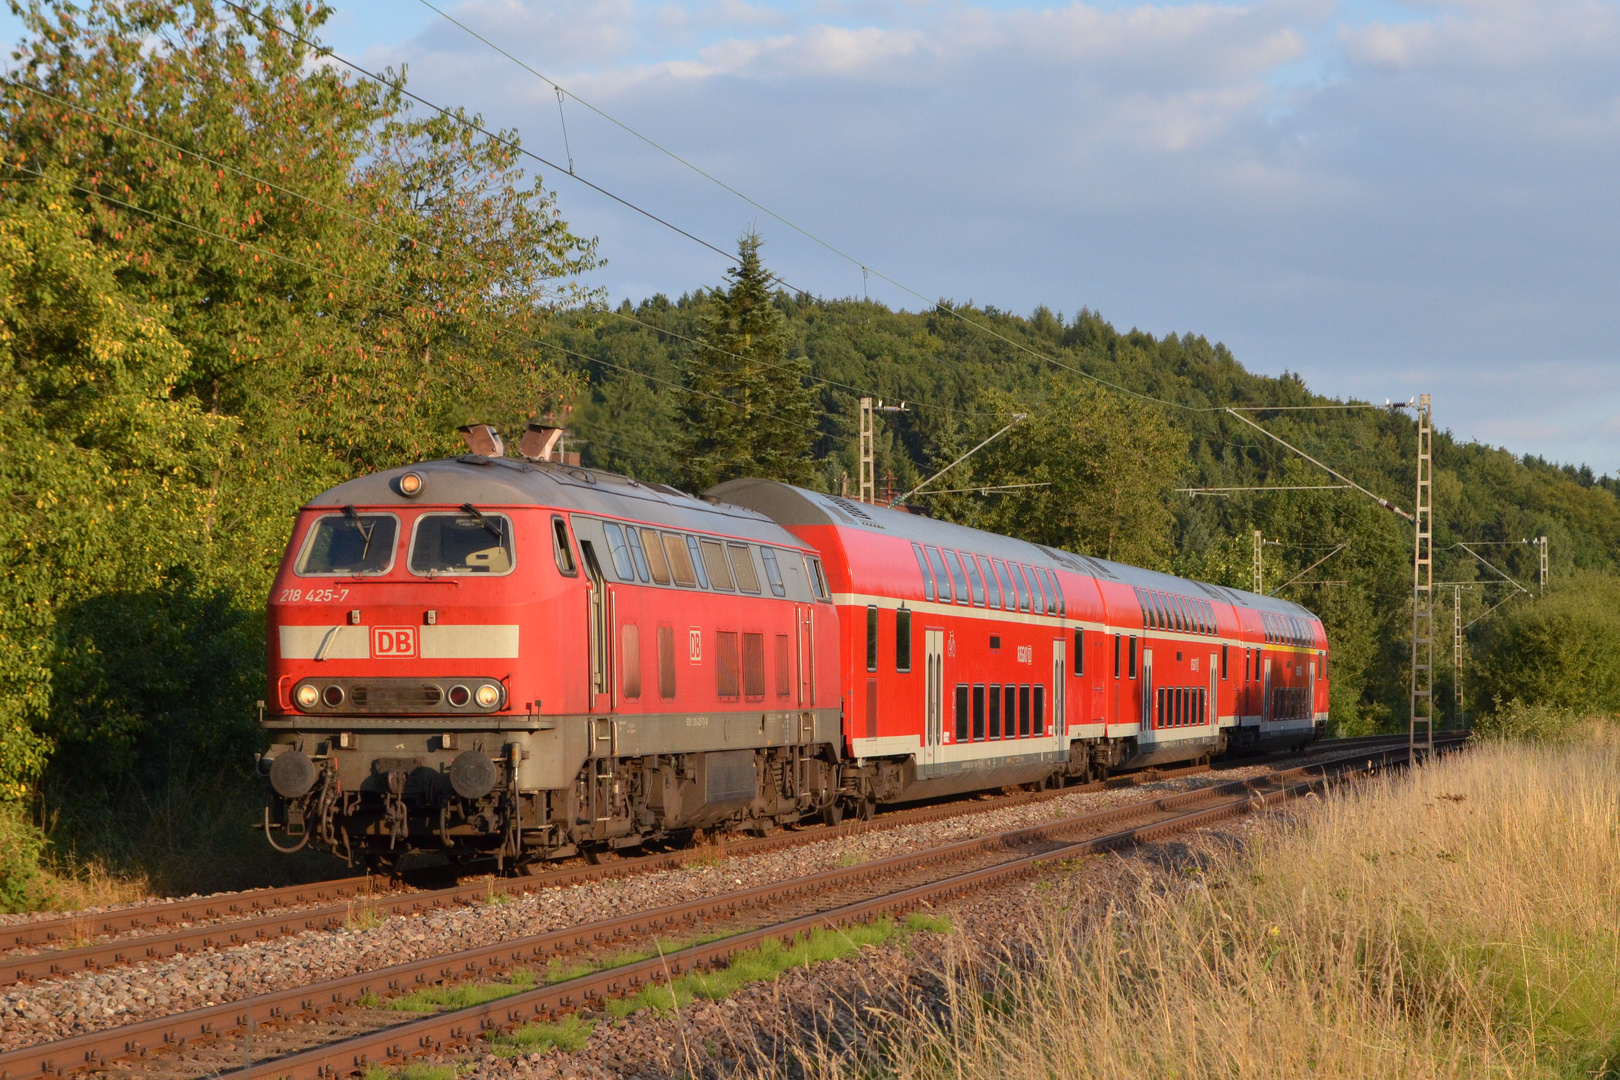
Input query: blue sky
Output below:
<box><xmin>8</xmin><ymin>0</ymin><xmax>1620</xmax><ymax>472</ymax></box>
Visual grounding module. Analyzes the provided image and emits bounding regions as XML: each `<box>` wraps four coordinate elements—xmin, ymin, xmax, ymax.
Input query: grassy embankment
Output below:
<box><xmin>809</xmin><ymin>720</ymin><xmax>1620</xmax><ymax>1080</ymax></box>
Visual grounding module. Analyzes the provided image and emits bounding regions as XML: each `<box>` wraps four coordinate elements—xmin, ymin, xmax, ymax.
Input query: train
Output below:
<box><xmin>257</xmin><ymin>427</ymin><xmax>1329</xmax><ymax>870</ymax></box>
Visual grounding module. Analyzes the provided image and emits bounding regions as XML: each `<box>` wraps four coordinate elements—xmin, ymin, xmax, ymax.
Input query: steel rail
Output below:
<box><xmin>2</xmin><ymin>733</ymin><xmax>1460</xmax><ymax>979</ymax></box>
<box><xmin>0</xmin><ymin>740</ymin><xmax>1452</xmax><ymax>1080</ymax></box>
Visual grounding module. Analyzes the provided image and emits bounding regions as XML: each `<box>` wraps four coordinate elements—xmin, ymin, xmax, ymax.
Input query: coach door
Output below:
<box><xmin>1051</xmin><ymin>637</ymin><xmax>1067</xmax><ymax>741</ymax></box>
<box><xmin>924</xmin><ymin>629</ymin><xmax>945</xmax><ymax>767</ymax></box>
<box><xmin>1140</xmin><ymin>648</ymin><xmax>1154</xmax><ymax>732</ymax></box>
<box><xmin>1263</xmin><ymin>656</ymin><xmax>1273</xmax><ymax>723</ymax></box>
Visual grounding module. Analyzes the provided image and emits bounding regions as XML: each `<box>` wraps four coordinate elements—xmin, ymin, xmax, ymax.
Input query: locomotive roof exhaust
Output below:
<box><xmin>458</xmin><ymin>423</ymin><xmax>505</xmax><ymax>457</ymax></box>
<box><xmin>518</xmin><ymin>422</ymin><xmax>565</xmax><ymax>463</ymax></box>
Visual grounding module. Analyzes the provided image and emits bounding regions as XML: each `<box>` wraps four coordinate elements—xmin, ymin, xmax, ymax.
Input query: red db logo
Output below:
<box><xmin>371</xmin><ymin>626</ymin><xmax>417</xmax><ymax>658</ymax></box>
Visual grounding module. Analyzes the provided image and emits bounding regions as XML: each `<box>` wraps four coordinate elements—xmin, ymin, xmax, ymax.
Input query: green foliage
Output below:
<box><xmin>385</xmin><ymin>969</ymin><xmax>536</xmax><ymax>1013</ymax></box>
<box><xmin>680</xmin><ymin>233</ymin><xmax>816</xmax><ymax>490</ymax></box>
<box><xmin>1471</xmin><ymin>699</ymin><xmax>1589</xmax><ymax>743</ymax></box>
<box><xmin>1474</xmin><ymin>572</ymin><xmax>1620</xmax><ymax>720</ymax></box>
<box><xmin>0</xmin><ymin>803</ymin><xmax>55</xmax><ymax>912</ymax></box>
<box><xmin>489</xmin><ymin>1015</ymin><xmax>595</xmax><ymax>1058</ymax></box>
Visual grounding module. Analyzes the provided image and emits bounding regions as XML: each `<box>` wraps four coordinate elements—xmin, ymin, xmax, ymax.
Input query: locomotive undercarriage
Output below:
<box><xmin>259</xmin><ymin>718</ymin><xmax>847</xmax><ymax>870</ymax></box>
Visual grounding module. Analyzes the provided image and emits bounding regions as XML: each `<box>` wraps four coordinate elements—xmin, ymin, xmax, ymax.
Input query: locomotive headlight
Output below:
<box><xmin>447</xmin><ymin>684</ymin><xmax>471</xmax><ymax>708</ymax></box>
<box><xmin>398</xmin><ymin>471</ymin><xmax>424</xmax><ymax>497</ymax></box>
<box><xmin>295</xmin><ymin>684</ymin><xmax>320</xmax><ymax>710</ymax></box>
<box><xmin>475</xmin><ymin>684</ymin><xmax>501</xmax><ymax>709</ymax></box>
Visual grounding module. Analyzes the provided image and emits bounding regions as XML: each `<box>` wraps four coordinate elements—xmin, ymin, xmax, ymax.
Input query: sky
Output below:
<box><xmin>7</xmin><ymin>0</ymin><xmax>1619</xmax><ymax>472</ymax></box>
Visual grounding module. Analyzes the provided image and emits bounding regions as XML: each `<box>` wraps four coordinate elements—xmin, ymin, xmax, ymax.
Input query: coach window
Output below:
<box><xmin>896</xmin><ymin>608</ymin><xmax>913</xmax><ymax>672</ymax></box>
<box><xmin>760</xmin><ymin>548</ymin><xmax>788</xmax><ymax>597</ymax></box>
<box><xmin>944</xmin><ymin>550</ymin><xmax>971</xmax><ymax>605</ymax></box>
<box><xmin>728</xmin><ymin>544</ymin><xmax>762</xmax><ymax>594</ymax></box>
<box><xmin>551</xmin><ymin>516</ymin><xmax>578</xmax><ymax>577</ymax></box>
<box><xmin>992</xmin><ymin>559</ymin><xmax>1016</xmax><ymax>610</ymax></box>
<box><xmin>989</xmin><ymin>684</ymin><xmax>1003</xmax><ymax>739</ymax></box>
<box><xmin>972</xmin><ymin>685</ymin><xmax>986</xmax><ymax>740</ymax></box>
<box><xmin>964</xmin><ymin>554</ymin><xmax>987</xmax><ymax>606</ymax></box>
<box><xmin>1010</xmin><ymin>563</ymin><xmax>1030</xmax><ymax>612</ymax></box>
<box><xmin>955</xmin><ymin>685</ymin><xmax>970</xmax><ymax>743</ymax></box>
<box><xmin>1005</xmin><ymin>685</ymin><xmax>1018</xmax><ymax>738</ymax></box>
<box><xmin>409</xmin><ymin>511</ymin><xmax>513</xmax><ymax>576</ymax></box>
<box><xmin>1244</xmin><ymin>649</ymin><xmax>1251</xmax><ymax>682</ymax></box>
<box><xmin>1026</xmin><ymin>566</ymin><xmax>1046</xmax><ymax>614</ymax></box>
<box><xmin>622</xmin><ymin>527</ymin><xmax>653</xmax><ymax>582</ymax></box>
<box><xmin>1221</xmin><ymin>644</ymin><xmax>1229</xmax><ymax>680</ymax></box>
<box><xmin>664</xmin><ymin>533</ymin><xmax>698</xmax><ymax>587</ymax></box>
<box><xmin>1073</xmin><ymin>628</ymin><xmax>1084</xmax><ymax>675</ymax></box>
<box><xmin>1151</xmin><ymin>592</ymin><xmax>1167</xmax><ymax>630</ymax></box>
<box><xmin>1034</xmin><ymin>568</ymin><xmax>1053</xmax><ymax>615</ymax></box>
<box><xmin>927</xmin><ymin>547</ymin><xmax>954</xmax><ymax>603</ymax></box>
<box><xmin>700</xmin><ymin>539</ymin><xmax>734</xmax><ymax>591</ymax></box>
<box><xmin>1129</xmin><ymin>636</ymin><xmax>1139</xmax><ymax>679</ymax></box>
<box><xmin>639</xmin><ymin>529</ymin><xmax>673</xmax><ymax>585</ymax></box>
<box><xmin>658</xmin><ymin>626</ymin><xmax>677</xmax><ymax>699</ymax></box>
<box><xmin>866</xmin><ymin>606</ymin><xmax>880</xmax><ymax>672</ymax></box>
<box><xmin>685</xmin><ymin>536</ymin><xmax>711</xmax><ymax>589</ymax></box>
<box><xmin>1018</xmin><ymin>685</ymin><xmax>1031</xmax><ymax>737</ymax></box>
<box><xmin>1048</xmin><ymin>569</ymin><xmax>1066</xmax><ymax>616</ymax></box>
<box><xmin>1034</xmin><ymin>685</ymin><xmax>1046</xmax><ymax>736</ymax></box>
<box><xmin>912</xmin><ymin>543</ymin><xmax>935</xmax><ymax>602</ymax></box>
<box><xmin>599</xmin><ymin>524</ymin><xmax>631</xmax><ymax>582</ymax></box>
<box><xmin>620</xmin><ymin>625</ymin><xmax>642</xmax><ymax>700</ymax></box>
<box><xmin>978</xmin><ymin>556</ymin><xmax>1002</xmax><ymax>608</ymax></box>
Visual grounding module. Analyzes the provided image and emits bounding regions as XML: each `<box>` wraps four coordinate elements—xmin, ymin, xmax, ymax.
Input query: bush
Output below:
<box><xmin>0</xmin><ymin>804</ymin><xmax>54</xmax><ymax>913</ymax></box>
<box><xmin>1473</xmin><ymin>571</ymin><xmax>1620</xmax><ymax>719</ymax></box>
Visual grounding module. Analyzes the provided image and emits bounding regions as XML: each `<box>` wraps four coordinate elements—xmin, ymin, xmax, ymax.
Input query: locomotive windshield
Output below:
<box><xmin>295</xmin><ymin>512</ymin><xmax>398</xmax><ymax>576</ymax></box>
<box><xmin>409</xmin><ymin>512</ymin><xmax>515</xmax><ymax>575</ymax></box>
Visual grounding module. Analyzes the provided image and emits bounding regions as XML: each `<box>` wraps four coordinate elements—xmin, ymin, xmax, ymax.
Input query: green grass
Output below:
<box><xmin>363</xmin><ymin>1065</ymin><xmax>458</xmax><ymax>1080</ymax></box>
<box><xmin>606</xmin><ymin>913</ymin><xmax>952</xmax><ymax>1018</ymax></box>
<box><xmin>386</xmin><ymin>968</ymin><xmax>535</xmax><ymax>1012</ymax></box>
<box><xmin>489</xmin><ymin>1016</ymin><xmax>597</xmax><ymax>1058</ymax></box>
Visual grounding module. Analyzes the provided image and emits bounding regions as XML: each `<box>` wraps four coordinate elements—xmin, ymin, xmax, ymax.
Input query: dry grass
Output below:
<box><xmin>802</xmin><ymin>736</ymin><xmax>1620</xmax><ymax>1080</ymax></box>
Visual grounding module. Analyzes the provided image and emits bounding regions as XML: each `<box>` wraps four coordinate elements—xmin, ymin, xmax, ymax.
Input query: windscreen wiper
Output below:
<box><xmin>460</xmin><ymin>502</ymin><xmax>504</xmax><ymax>542</ymax></box>
<box><xmin>342</xmin><ymin>504</ymin><xmax>375</xmax><ymax>558</ymax></box>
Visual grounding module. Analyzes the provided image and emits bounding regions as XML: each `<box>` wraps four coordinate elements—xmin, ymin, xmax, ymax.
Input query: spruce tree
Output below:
<box><xmin>681</xmin><ymin>234</ymin><xmax>816</xmax><ymax>490</ymax></box>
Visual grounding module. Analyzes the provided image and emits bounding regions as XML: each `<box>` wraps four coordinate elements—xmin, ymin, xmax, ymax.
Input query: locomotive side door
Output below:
<box><xmin>797</xmin><ymin>605</ymin><xmax>816</xmax><ymax>708</ymax></box>
<box><xmin>579</xmin><ymin>541</ymin><xmax>613</xmax><ymax>712</ymax></box>
<box><xmin>923</xmin><ymin>629</ymin><xmax>944</xmax><ymax>768</ymax></box>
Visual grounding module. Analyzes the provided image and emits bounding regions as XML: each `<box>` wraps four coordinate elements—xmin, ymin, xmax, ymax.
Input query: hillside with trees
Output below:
<box><xmin>1</xmin><ymin>0</ymin><xmax>1616</xmax><ymax>904</ymax></box>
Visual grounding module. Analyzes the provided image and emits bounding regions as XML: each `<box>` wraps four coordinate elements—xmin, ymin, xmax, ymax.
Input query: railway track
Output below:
<box><xmin>0</xmin><ymin>736</ymin><xmax>1460</xmax><ymax>1080</ymax></box>
<box><xmin>2</xmin><ymin>732</ymin><xmax>1460</xmax><ymax>984</ymax></box>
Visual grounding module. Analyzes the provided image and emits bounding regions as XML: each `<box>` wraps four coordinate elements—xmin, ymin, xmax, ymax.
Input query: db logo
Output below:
<box><xmin>689</xmin><ymin>628</ymin><xmax>702</xmax><ymax>662</ymax></box>
<box><xmin>371</xmin><ymin>626</ymin><xmax>417</xmax><ymax>658</ymax></box>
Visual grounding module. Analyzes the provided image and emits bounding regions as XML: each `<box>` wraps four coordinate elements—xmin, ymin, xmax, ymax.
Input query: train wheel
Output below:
<box><xmin>821</xmin><ymin>800</ymin><xmax>844</xmax><ymax>827</ymax></box>
<box><xmin>859</xmin><ymin>796</ymin><xmax>876</xmax><ymax>822</ymax></box>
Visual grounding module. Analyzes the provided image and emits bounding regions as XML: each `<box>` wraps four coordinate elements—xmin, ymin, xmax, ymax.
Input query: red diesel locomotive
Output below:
<box><xmin>259</xmin><ymin>438</ymin><xmax>1328</xmax><ymax>869</ymax></box>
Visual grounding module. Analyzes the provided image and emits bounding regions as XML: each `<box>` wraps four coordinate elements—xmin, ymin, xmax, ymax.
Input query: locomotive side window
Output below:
<box><xmin>640</xmin><ymin>528</ymin><xmax>672</xmax><ymax>585</ymax></box>
<box><xmin>623</xmin><ymin>528</ymin><xmax>653</xmax><ymax>582</ymax></box>
<box><xmin>776</xmin><ymin>634</ymin><xmax>791</xmax><ymax>697</ymax></box>
<box><xmin>657</xmin><ymin>626</ymin><xmax>677</xmax><ymax>699</ymax></box>
<box><xmin>296</xmin><ymin>511</ymin><xmax>398</xmax><ymax>576</ymax></box>
<box><xmin>743</xmin><ymin>633</ymin><xmax>767</xmax><ymax>699</ymax></box>
<box><xmin>808</xmin><ymin>556</ymin><xmax>832</xmax><ymax>602</ymax></box>
<box><xmin>866</xmin><ymin>605</ymin><xmax>880</xmax><ymax>672</ymax></box>
<box><xmin>927</xmin><ymin>547</ymin><xmax>953</xmax><ymax>603</ymax></box>
<box><xmin>979</xmin><ymin>556</ymin><xmax>1002</xmax><ymax>608</ymax></box>
<box><xmin>603</xmin><ymin>523</ymin><xmax>637</xmax><ymax>581</ymax></box>
<box><xmin>716</xmin><ymin>632</ymin><xmax>740</xmax><ymax>698</ymax></box>
<box><xmin>700</xmin><ymin>539</ymin><xmax>734</xmax><ymax>591</ymax></box>
<box><xmin>408</xmin><ymin>512</ymin><xmax>513</xmax><ymax>576</ymax></box>
<box><xmin>963</xmin><ymin>553</ymin><xmax>987</xmax><ymax>606</ymax></box>
<box><xmin>955</xmin><ymin>684</ymin><xmax>969</xmax><ymax>743</ymax></box>
<box><xmin>989</xmin><ymin>683</ymin><xmax>1003</xmax><ymax>738</ymax></box>
<box><xmin>912</xmin><ymin>543</ymin><xmax>935</xmax><ymax>602</ymax></box>
<box><xmin>896</xmin><ymin>608</ymin><xmax>913</xmax><ymax>672</ymax></box>
<box><xmin>728</xmin><ymin>544</ymin><xmax>762</xmax><ymax>594</ymax></box>
<box><xmin>551</xmin><ymin>516</ymin><xmax>577</xmax><ymax>577</ymax></box>
<box><xmin>944</xmin><ymin>550</ymin><xmax>971</xmax><ymax>605</ymax></box>
<box><xmin>621</xmin><ymin>624</ymin><xmax>641</xmax><ymax>700</ymax></box>
<box><xmin>972</xmin><ymin>685</ymin><xmax>986</xmax><ymax>740</ymax></box>
<box><xmin>760</xmin><ymin>548</ymin><xmax>788</xmax><ymax>597</ymax></box>
<box><xmin>685</xmin><ymin>536</ymin><xmax>711</xmax><ymax>588</ymax></box>
<box><xmin>664</xmin><ymin>533</ymin><xmax>698</xmax><ymax>587</ymax></box>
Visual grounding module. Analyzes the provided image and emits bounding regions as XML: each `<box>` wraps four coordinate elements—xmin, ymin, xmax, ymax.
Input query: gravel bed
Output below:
<box><xmin>0</xmin><ymin>766</ymin><xmax>1278</xmax><ymax>1051</ymax></box>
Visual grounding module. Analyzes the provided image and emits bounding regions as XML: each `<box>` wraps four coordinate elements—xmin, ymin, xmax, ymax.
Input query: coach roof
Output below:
<box><xmin>307</xmin><ymin>457</ymin><xmax>807</xmax><ymax>549</ymax></box>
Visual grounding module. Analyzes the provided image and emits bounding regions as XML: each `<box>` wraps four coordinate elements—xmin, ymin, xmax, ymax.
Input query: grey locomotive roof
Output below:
<box><xmin>309</xmin><ymin>457</ymin><xmax>807</xmax><ymax>549</ymax></box>
<box><xmin>710</xmin><ymin>479</ymin><xmax>1319</xmax><ymax>621</ymax></box>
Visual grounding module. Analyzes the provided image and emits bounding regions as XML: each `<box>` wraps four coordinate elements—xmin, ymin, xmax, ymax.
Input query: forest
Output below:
<box><xmin>2</xmin><ymin>0</ymin><xmax>1617</xmax><ymax>905</ymax></box>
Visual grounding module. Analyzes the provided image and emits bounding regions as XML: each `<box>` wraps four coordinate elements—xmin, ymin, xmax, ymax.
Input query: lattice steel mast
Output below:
<box><xmin>1410</xmin><ymin>393</ymin><xmax>1433</xmax><ymax>758</ymax></box>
